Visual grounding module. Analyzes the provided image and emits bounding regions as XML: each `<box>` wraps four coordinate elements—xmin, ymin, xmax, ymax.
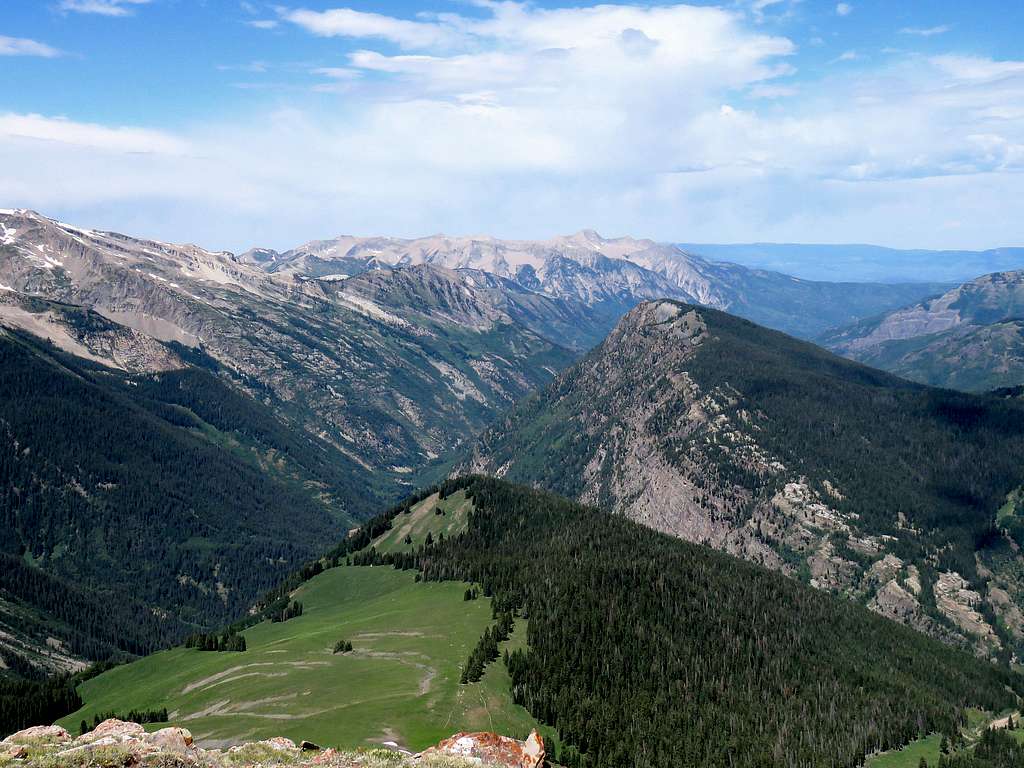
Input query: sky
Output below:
<box><xmin>2</xmin><ymin>0</ymin><xmax>1024</xmax><ymax>254</ymax></box>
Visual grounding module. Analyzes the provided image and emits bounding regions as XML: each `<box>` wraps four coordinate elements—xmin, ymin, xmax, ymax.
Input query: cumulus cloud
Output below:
<box><xmin>835</xmin><ymin>3</ymin><xmax>853</xmax><ymax>17</ymax></box>
<box><xmin>0</xmin><ymin>35</ymin><xmax>62</xmax><ymax>57</ymax></box>
<box><xmin>58</xmin><ymin>0</ymin><xmax>152</xmax><ymax>16</ymax></box>
<box><xmin>3</xmin><ymin>2</ymin><xmax>1024</xmax><ymax>251</ymax></box>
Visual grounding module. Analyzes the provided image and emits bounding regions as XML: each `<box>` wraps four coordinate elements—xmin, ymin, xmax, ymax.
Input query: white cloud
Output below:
<box><xmin>58</xmin><ymin>0</ymin><xmax>152</xmax><ymax>17</ymax></box>
<box><xmin>835</xmin><ymin>3</ymin><xmax>852</xmax><ymax>17</ymax></box>
<box><xmin>0</xmin><ymin>113</ymin><xmax>187</xmax><ymax>154</ymax></box>
<box><xmin>900</xmin><ymin>25</ymin><xmax>951</xmax><ymax>37</ymax></box>
<box><xmin>282</xmin><ymin>8</ymin><xmax>462</xmax><ymax>49</ymax></box>
<box><xmin>0</xmin><ymin>35</ymin><xmax>62</xmax><ymax>57</ymax></box>
<box><xmin>246</xmin><ymin>20</ymin><xmax>279</xmax><ymax>30</ymax></box>
<box><xmin>931</xmin><ymin>55</ymin><xmax>1024</xmax><ymax>81</ymax></box>
<box><xmin>3</xmin><ymin>2</ymin><xmax>1024</xmax><ymax>251</ymax></box>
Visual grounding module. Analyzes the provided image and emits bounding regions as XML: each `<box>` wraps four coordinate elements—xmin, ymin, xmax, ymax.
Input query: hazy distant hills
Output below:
<box><xmin>822</xmin><ymin>271</ymin><xmax>1024</xmax><ymax>391</ymax></box>
<box><xmin>244</xmin><ymin>228</ymin><xmax>948</xmax><ymax>340</ymax></box>
<box><xmin>464</xmin><ymin>300</ymin><xmax>1024</xmax><ymax>656</ymax></box>
<box><xmin>681</xmin><ymin>242</ymin><xmax>1024</xmax><ymax>283</ymax></box>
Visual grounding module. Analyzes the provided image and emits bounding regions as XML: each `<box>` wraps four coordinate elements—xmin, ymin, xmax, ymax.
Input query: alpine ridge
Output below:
<box><xmin>822</xmin><ymin>270</ymin><xmax>1024</xmax><ymax>391</ymax></box>
<box><xmin>243</xmin><ymin>228</ymin><xmax>949</xmax><ymax>340</ymax></box>
<box><xmin>464</xmin><ymin>300</ymin><xmax>1024</xmax><ymax>657</ymax></box>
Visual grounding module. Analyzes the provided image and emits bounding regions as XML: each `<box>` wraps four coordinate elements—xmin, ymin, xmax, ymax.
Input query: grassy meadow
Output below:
<box><xmin>58</xmin><ymin>564</ymin><xmax>541</xmax><ymax>752</ymax></box>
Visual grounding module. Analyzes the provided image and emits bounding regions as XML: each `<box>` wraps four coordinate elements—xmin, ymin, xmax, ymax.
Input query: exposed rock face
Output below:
<box><xmin>247</xmin><ymin>228</ymin><xmax>944</xmax><ymax>340</ymax></box>
<box><xmin>464</xmin><ymin>300</ymin><xmax>1024</xmax><ymax>656</ymax></box>
<box><xmin>934</xmin><ymin>571</ymin><xmax>1001</xmax><ymax>647</ymax></box>
<box><xmin>0</xmin><ymin>209</ymin><xmax>574</xmax><ymax>517</ymax></box>
<box><xmin>822</xmin><ymin>270</ymin><xmax>1024</xmax><ymax>391</ymax></box>
<box><xmin>1</xmin><ymin>720</ymin><xmax>543</xmax><ymax>768</ymax></box>
<box><xmin>420</xmin><ymin>730</ymin><xmax>545</xmax><ymax>768</ymax></box>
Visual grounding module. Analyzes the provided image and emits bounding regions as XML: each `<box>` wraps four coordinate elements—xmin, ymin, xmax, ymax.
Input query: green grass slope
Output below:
<box><xmin>58</xmin><ymin>566</ymin><xmax>541</xmax><ymax>752</ymax></box>
<box><xmin>371</xmin><ymin>491</ymin><xmax>472</xmax><ymax>554</ymax></box>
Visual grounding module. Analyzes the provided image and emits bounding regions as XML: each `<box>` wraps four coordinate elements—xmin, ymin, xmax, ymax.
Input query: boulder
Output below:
<box><xmin>76</xmin><ymin>718</ymin><xmax>146</xmax><ymax>744</ymax></box>
<box><xmin>229</xmin><ymin>736</ymin><xmax>299</xmax><ymax>755</ymax></box>
<box><xmin>312</xmin><ymin>747</ymin><xmax>339</xmax><ymax>764</ymax></box>
<box><xmin>54</xmin><ymin>735</ymin><xmax>126</xmax><ymax>757</ymax></box>
<box><xmin>419</xmin><ymin>730</ymin><xmax>545</xmax><ymax>768</ymax></box>
<box><xmin>300</xmin><ymin>740</ymin><xmax>321</xmax><ymax>751</ymax></box>
<box><xmin>263</xmin><ymin>737</ymin><xmax>299</xmax><ymax>752</ymax></box>
<box><xmin>2</xmin><ymin>724</ymin><xmax>71</xmax><ymax>745</ymax></box>
<box><xmin>145</xmin><ymin>727</ymin><xmax>195</xmax><ymax>754</ymax></box>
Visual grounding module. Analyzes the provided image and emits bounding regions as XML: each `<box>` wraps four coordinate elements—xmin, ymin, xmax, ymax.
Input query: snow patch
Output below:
<box><xmin>0</xmin><ymin>283</ymin><xmax>13</xmax><ymax>292</ymax></box>
<box><xmin>1</xmin><ymin>224</ymin><xmax>17</xmax><ymax>245</ymax></box>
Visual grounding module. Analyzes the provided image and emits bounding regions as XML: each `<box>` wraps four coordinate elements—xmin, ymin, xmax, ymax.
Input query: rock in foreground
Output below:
<box><xmin>0</xmin><ymin>720</ymin><xmax>546</xmax><ymax>768</ymax></box>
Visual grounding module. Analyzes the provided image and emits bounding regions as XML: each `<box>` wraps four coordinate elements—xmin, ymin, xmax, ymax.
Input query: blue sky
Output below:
<box><xmin>2</xmin><ymin>0</ymin><xmax>1024</xmax><ymax>253</ymax></box>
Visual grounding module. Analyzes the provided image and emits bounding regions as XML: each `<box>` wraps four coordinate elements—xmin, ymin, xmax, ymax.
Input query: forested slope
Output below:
<box><xmin>369</xmin><ymin>477</ymin><xmax>1024</xmax><ymax>768</ymax></box>
<box><xmin>464</xmin><ymin>301</ymin><xmax>1024</xmax><ymax>655</ymax></box>
<box><xmin>0</xmin><ymin>328</ymin><xmax>359</xmax><ymax>674</ymax></box>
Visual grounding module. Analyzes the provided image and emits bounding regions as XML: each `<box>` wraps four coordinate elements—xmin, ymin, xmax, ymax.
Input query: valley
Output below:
<box><xmin>49</xmin><ymin>478</ymin><xmax>1024</xmax><ymax>768</ymax></box>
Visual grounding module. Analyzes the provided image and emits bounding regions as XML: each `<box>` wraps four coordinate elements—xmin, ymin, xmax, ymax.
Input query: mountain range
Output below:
<box><xmin>242</xmin><ymin>227</ymin><xmax>949</xmax><ymax>340</ymax></box>
<box><xmin>5</xmin><ymin>210</ymin><xmax>1024</xmax><ymax>767</ymax></box>
<box><xmin>0</xmin><ymin>208</ymin><xmax>1019</xmax><ymax>673</ymax></box>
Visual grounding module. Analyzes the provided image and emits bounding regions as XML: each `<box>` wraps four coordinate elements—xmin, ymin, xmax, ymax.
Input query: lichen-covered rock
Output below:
<box><xmin>146</xmin><ymin>727</ymin><xmax>195</xmax><ymax>754</ymax></box>
<box><xmin>2</xmin><ymin>725</ymin><xmax>71</xmax><ymax>746</ymax></box>
<box><xmin>418</xmin><ymin>730</ymin><xmax>545</xmax><ymax>768</ymax></box>
<box><xmin>75</xmin><ymin>719</ymin><xmax>146</xmax><ymax>744</ymax></box>
<box><xmin>2</xmin><ymin>719</ymin><xmax>530</xmax><ymax>768</ymax></box>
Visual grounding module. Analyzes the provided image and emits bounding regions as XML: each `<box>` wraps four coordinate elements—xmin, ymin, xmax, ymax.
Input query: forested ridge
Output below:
<box><xmin>0</xmin><ymin>329</ymin><xmax>358</xmax><ymax>674</ymax></box>
<box><xmin>465</xmin><ymin>302</ymin><xmax>1024</xmax><ymax>654</ymax></box>
<box><xmin>677</xmin><ymin>308</ymin><xmax>1024</xmax><ymax>576</ymax></box>
<box><xmin>363</xmin><ymin>477</ymin><xmax>1024</xmax><ymax>768</ymax></box>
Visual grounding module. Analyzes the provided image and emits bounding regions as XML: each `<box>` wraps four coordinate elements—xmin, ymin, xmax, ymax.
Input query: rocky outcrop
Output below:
<box><xmin>0</xmin><ymin>720</ymin><xmax>546</xmax><ymax>768</ymax></box>
<box><xmin>420</xmin><ymin>731</ymin><xmax>544</xmax><ymax>768</ymax></box>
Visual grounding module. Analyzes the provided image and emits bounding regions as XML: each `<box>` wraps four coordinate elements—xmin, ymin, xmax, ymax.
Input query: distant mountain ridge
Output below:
<box><xmin>0</xmin><ymin>209</ymin><xmax>575</xmax><ymax>496</ymax></box>
<box><xmin>243</xmin><ymin>228</ymin><xmax>949</xmax><ymax>340</ymax></box>
<box><xmin>822</xmin><ymin>270</ymin><xmax>1024</xmax><ymax>391</ymax></box>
